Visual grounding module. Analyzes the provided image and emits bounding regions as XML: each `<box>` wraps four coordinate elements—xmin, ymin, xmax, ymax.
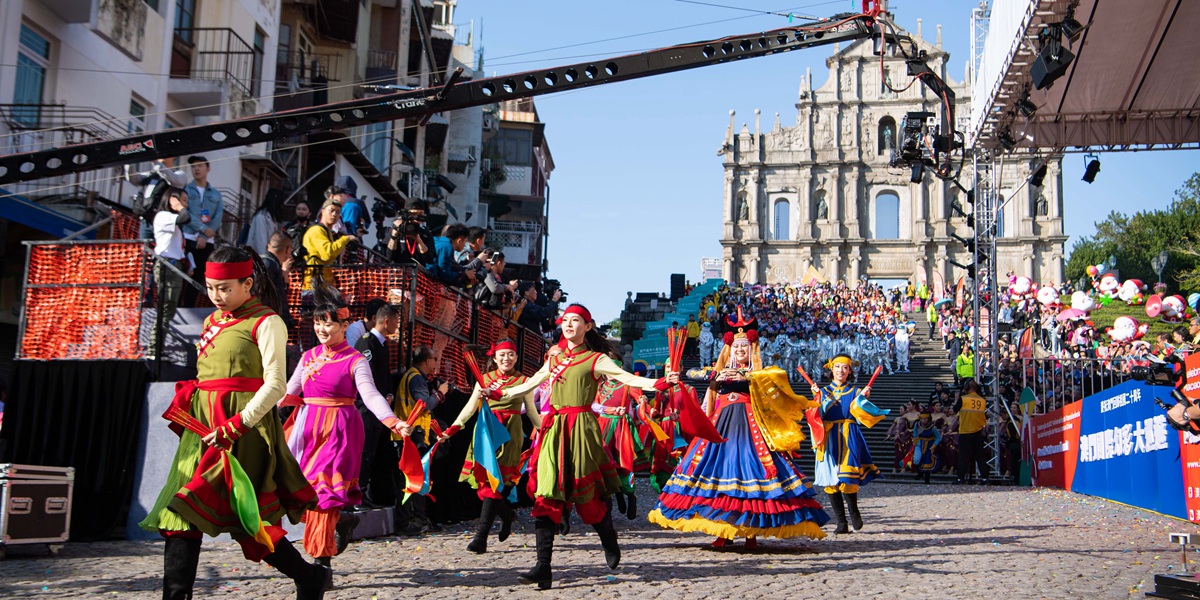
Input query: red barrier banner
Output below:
<box><xmin>1179</xmin><ymin>353</ymin><xmax>1200</xmax><ymax>523</ymax></box>
<box><xmin>1029</xmin><ymin>400</ymin><xmax>1082</xmax><ymax>489</ymax></box>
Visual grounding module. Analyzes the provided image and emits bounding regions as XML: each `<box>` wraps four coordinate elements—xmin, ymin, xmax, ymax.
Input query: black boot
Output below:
<box><xmin>162</xmin><ymin>536</ymin><xmax>202</xmax><ymax>600</ymax></box>
<box><xmin>592</xmin><ymin>501</ymin><xmax>621</xmax><ymax>570</ymax></box>
<box><xmin>468</xmin><ymin>498</ymin><xmax>500</xmax><ymax>554</ymax></box>
<box><xmin>263</xmin><ymin>539</ymin><xmax>331</xmax><ymax>600</ymax></box>
<box><xmin>334</xmin><ymin>512</ymin><xmax>359</xmax><ymax>556</ymax></box>
<box><xmin>614</xmin><ymin>491</ymin><xmax>627</xmax><ymax>516</ymax></box>
<box><xmin>924</xmin><ymin>472</ymin><xmax>931</xmax><ymax>484</ymax></box>
<box><xmin>828</xmin><ymin>492</ymin><xmax>849</xmax><ymax>534</ymax></box>
<box><xmin>624</xmin><ymin>492</ymin><xmax>638</xmax><ymax>520</ymax></box>
<box><xmin>518</xmin><ymin>516</ymin><xmax>555</xmax><ymax>590</ymax></box>
<box><xmin>314</xmin><ymin>557</ymin><xmax>333</xmax><ymax>591</ymax></box>
<box><xmin>846</xmin><ymin>492</ymin><xmax>864</xmax><ymax>532</ymax></box>
<box><xmin>497</xmin><ymin>497</ymin><xmax>515</xmax><ymax>543</ymax></box>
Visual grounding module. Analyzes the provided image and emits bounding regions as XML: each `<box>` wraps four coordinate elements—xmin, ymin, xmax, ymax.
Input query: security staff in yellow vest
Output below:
<box><xmin>391</xmin><ymin>346</ymin><xmax>448</xmax><ymax>535</ymax></box>
<box><xmin>953</xmin><ymin>379</ymin><xmax>990</xmax><ymax>483</ymax></box>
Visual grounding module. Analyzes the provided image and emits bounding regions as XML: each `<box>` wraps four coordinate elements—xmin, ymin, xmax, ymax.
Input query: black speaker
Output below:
<box><xmin>1031</xmin><ymin>44</ymin><xmax>1075</xmax><ymax>90</ymax></box>
<box><xmin>670</xmin><ymin>273</ymin><xmax>686</xmax><ymax>301</ymax></box>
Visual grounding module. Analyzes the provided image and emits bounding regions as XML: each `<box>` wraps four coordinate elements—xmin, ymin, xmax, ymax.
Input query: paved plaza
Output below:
<box><xmin>0</xmin><ymin>482</ymin><xmax>1186</xmax><ymax>599</ymax></box>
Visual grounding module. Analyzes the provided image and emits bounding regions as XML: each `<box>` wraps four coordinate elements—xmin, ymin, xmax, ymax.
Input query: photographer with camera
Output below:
<box><xmin>516</xmin><ymin>281</ymin><xmax>562</xmax><ymax>334</ymax></box>
<box><xmin>475</xmin><ymin>251</ymin><xmax>519</xmax><ymax>310</ymax></box>
<box><xmin>429</xmin><ymin>224</ymin><xmax>476</xmax><ymax>288</ymax></box>
<box><xmin>302</xmin><ymin>196</ymin><xmax>357</xmax><ymax>290</ymax></box>
<box><xmin>383</xmin><ymin>200</ymin><xmax>436</xmax><ymax>266</ymax></box>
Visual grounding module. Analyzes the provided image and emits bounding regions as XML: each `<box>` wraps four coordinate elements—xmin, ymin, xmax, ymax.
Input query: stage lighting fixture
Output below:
<box><xmin>948</xmin><ymin>259</ymin><xmax>977</xmax><ymax>279</ymax></box>
<box><xmin>1061</xmin><ymin>11</ymin><xmax>1084</xmax><ymax>41</ymax></box>
<box><xmin>949</xmin><ymin>232</ymin><xmax>976</xmax><ymax>253</ymax></box>
<box><xmin>998</xmin><ymin>129</ymin><xmax>1017</xmax><ymax>151</ymax></box>
<box><xmin>966</xmin><ymin>213</ymin><xmax>975</xmax><ymax>229</ymax></box>
<box><xmin>434</xmin><ymin>173</ymin><xmax>457</xmax><ymax>193</ymax></box>
<box><xmin>1016</xmin><ymin>98</ymin><xmax>1037</xmax><ymax>118</ymax></box>
<box><xmin>910</xmin><ymin>162</ymin><xmax>924</xmax><ymax>183</ymax></box>
<box><xmin>1082</xmin><ymin>154</ymin><xmax>1101</xmax><ymax>183</ymax></box>
<box><xmin>1031</xmin><ymin>24</ymin><xmax>1075</xmax><ymax>90</ymax></box>
<box><xmin>1031</xmin><ymin>164</ymin><xmax>1048</xmax><ymax>187</ymax></box>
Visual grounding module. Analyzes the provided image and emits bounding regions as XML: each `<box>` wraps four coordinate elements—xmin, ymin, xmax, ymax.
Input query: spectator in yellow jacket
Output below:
<box><xmin>303</xmin><ymin>198</ymin><xmax>357</xmax><ymax>290</ymax></box>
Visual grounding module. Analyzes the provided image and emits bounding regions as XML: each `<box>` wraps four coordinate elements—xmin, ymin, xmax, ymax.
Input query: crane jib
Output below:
<box><xmin>0</xmin><ymin>15</ymin><xmax>889</xmax><ymax>186</ymax></box>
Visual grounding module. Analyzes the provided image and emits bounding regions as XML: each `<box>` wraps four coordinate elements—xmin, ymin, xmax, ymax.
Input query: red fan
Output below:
<box><xmin>1145</xmin><ymin>294</ymin><xmax>1162</xmax><ymax>318</ymax></box>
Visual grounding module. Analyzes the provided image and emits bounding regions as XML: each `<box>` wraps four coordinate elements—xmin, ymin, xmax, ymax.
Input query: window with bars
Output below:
<box><xmin>128</xmin><ymin>98</ymin><xmax>147</xmax><ymax>134</ymax></box>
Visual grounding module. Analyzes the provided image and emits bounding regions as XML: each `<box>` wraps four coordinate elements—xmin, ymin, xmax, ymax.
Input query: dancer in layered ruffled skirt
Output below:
<box><xmin>648</xmin><ymin>312</ymin><xmax>829</xmax><ymax>548</ymax></box>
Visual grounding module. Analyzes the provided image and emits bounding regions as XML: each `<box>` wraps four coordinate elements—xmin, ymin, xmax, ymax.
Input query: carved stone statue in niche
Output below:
<box><xmin>1035</xmin><ymin>191</ymin><xmax>1049</xmax><ymax>217</ymax></box>
<box><xmin>816</xmin><ymin>193</ymin><xmax>829</xmax><ymax>220</ymax></box>
<box><xmin>882</xmin><ymin>125</ymin><xmax>894</xmax><ymax>151</ymax></box>
<box><xmin>736</xmin><ymin>193</ymin><xmax>750</xmax><ymax>222</ymax></box>
<box><xmin>949</xmin><ymin>193</ymin><xmax>963</xmax><ymax>218</ymax></box>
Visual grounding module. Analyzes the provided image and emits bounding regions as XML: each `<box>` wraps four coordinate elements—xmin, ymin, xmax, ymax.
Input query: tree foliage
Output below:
<box><xmin>1065</xmin><ymin>173</ymin><xmax>1200</xmax><ymax>295</ymax></box>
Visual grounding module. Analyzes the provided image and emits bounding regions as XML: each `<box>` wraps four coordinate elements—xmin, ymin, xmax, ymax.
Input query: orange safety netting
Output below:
<box><xmin>110</xmin><ymin>210</ymin><xmax>142</xmax><ymax>240</ymax></box>
<box><xmin>20</xmin><ymin>242</ymin><xmax>146</xmax><ymax>360</ymax></box>
<box><xmin>521</xmin><ymin>328</ymin><xmax>545</xmax><ymax>377</ymax></box>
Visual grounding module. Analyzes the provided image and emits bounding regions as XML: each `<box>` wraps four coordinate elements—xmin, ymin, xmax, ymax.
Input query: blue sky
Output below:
<box><xmin>455</xmin><ymin>1</ymin><xmax>1200</xmax><ymax>322</ymax></box>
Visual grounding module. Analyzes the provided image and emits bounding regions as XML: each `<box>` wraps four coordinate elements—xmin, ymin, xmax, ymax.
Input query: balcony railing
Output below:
<box><xmin>274</xmin><ymin>50</ymin><xmax>342</xmax><ymax>91</ymax></box>
<box><xmin>171</xmin><ymin>28</ymin><xmax>255</xmax><ymax>96</ymax></box>
<box><xmin>0</xmin><ymin>103</ymin><xmax>130</xmax><ymax>202</ymax></box>
<box><xmin>366</xmin><ymin>49</ymin><xmax>398</xmax><ymax>84</ymax></box>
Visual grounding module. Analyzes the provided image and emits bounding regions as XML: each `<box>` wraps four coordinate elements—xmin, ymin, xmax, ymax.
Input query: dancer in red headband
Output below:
<box><xmin>439</xmin><ymin>339</ymin><xmax>543</xmax><ymax>554</ymax></box>
<box><xmin>140</xmin><ymin>245</ymin><xmax>331</xmax><ymax>599</ymax></box>
<box><xmin>488</xmin><ymin>303</ymin><xmax>678</xmax><ymax>589</ymax></box>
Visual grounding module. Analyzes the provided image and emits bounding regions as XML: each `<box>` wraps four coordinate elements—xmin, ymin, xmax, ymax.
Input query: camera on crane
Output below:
<box><xmin>890</xmin><ymin>111</ymin><xmax>953</xmax><ymax>182</ymax></box>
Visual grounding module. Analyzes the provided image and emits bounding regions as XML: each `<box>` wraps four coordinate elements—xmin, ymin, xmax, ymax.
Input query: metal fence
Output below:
<box><xmin>16</xmin><ymin>235</ymin><xmax>550</xmax><ymax>390</ymax></box>
<box><xmin>1018</xmin><ymin>356</ymin><xmax>1137</xmax><ymax>415</ymax></box>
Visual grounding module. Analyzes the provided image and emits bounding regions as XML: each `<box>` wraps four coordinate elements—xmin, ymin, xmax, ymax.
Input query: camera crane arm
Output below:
<box><xmin>0</xmin><ymin>4</ymin><xmax>901</xmax><ymax>186</ymax></box>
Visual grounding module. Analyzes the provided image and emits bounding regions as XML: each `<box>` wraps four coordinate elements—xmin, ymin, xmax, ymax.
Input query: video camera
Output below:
<box><xmin>543</xmin><ymin>278</ymin><xmax>567</xmax><ymax>302</ymax></box>
<box><xmin>1135</xmin><ymin>354</ymin><xmax>1198</xmax><ymax>431</ymax></box>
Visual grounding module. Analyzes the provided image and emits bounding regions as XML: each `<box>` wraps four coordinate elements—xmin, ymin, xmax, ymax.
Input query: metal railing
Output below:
<box><xmin>172</xmin><ymin>28</ymin><xmax>255</xmax><ymax>96</ymax></box>
<box><xmin>366</xmin><ymin>49</ymin><xmax>398</xmax><ymax>80</ymax></box>
<box><xmin>274</xmin><ymin>50</ymin><xmax>342</xmax><ymax>91</ymax></box>
<box><xmin>1017</xmin><ymin>356</ymin><xmax>1138</xmax><ymax>415</ymax></box>
<box><xmin>0</xmin><ymin>103</ymin><xmax>129</xmax><ymax>202</ymax></box>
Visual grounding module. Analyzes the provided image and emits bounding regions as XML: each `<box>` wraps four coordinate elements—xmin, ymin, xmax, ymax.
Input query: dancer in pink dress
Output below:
<box><xmin>282</xmin><ymin>288</ymin><xmax>405</xmax><ymax>585</ymax></box>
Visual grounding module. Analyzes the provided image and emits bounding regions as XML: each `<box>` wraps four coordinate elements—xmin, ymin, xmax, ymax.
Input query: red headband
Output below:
<box><xmin>487</xmin><ymin>341</ymin><xmax>517</xmax><ymax>356</ymax></box>
<box><xmin>556</xmin><ymin>305</ymin><xmax>592</xmax><ymax>325</ymax></box>
<box><xmin>206</xmin><ymin>260</ymin><xmax>253</xmax><ymax>280</ymax></box>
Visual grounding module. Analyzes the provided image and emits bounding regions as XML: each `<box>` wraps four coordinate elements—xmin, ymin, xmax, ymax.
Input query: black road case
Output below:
<box><xmin>0</xmin><ymin>463</ymin><xmax>74</xmax><ymax>557</ymax></box>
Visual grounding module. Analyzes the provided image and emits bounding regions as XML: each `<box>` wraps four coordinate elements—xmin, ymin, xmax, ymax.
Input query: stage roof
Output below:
<box><xmin>970</xmin><ymin>0</ymin><xmax>1200</xmax><ymax>153</ymax></box>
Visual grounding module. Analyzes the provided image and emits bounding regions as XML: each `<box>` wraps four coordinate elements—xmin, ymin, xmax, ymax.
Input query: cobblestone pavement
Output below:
<box><xmin>0</xmin><ymin>482</ymin><xmax>1189</xmax><ymax>599</ymax></box>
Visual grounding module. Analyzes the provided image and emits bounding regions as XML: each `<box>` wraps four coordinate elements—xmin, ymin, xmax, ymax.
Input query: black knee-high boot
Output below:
<box><xmin>262</xmin><ymin>539</ymin><xmax>331</xmax><ymax>600</ymax></box>
<box><xmin>313</xmin><ymin>557</ymin><xmax>332</xmax><ymax>591</ymax></box>
<box><xmin>162</xmin><ymin>537</ymin><xmax>202</xmax><ymax>600</ymax></box>
<box><xmin>497</xmin><ymin>494</ymin><xmax>515</xmax><ymax>543</ymax></box>
<box><xmin>518</xmin><ymin>516</ymin><xmax>555</xmax><ymax>589</ymax></box>
<box><xmin>624</xmin><ymin>491</ymin><xmax>638</xmax><ymax>520</ymax></box>
<box><xmin>592</xmin><ymin>500</ymin><xmax>621</xmax><ymax>570</ymax></box>
<box><xmin>468</xmin><ymin>498</ymin><xmax>501</xmax><ymax>554</ymax></box>
<box><xmin>845</xmin><ymin>492</ymin><xmax>863</xmax><ymax>532</ymax></box>
<box><xmin>828</xmin><ymin>492</ymin><xmax>849</xmax><ymax>534</ymax></box>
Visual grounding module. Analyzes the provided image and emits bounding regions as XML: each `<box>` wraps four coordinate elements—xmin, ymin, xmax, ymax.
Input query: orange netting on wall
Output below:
<box><xmin>110</xmin><ymin>209</ymin><xmax>142</xmax><ymax>240</ymax></box>
<box><xmin>20</xmin><ymin>242</ymin><xmax>147</xmax><ymax>360</ymax></box>
<box><xmin>521</xmin><ymin>328</ymin><xmax>546</xmax><ymax>377</ymax></box>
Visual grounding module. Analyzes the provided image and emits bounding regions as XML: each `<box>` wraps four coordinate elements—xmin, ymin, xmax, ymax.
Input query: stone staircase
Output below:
<box><xmin>677</xmin><ymin>311</ymin><xmax>957</xmax><ymax>484</ymax></box>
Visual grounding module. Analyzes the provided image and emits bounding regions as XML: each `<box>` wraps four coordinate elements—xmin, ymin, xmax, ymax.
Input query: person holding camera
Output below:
<box><xmin>392</xmin><ymin>346</ymin><xmax>448</xmax><ymax>535</ymax></box>
<box><xmin>516</xmin><ymin>282</ymin><xmax>562</xmax><ymax>333</ymax></box>
<box><xmin>302</xmin><ymin>198</ymin><xmax>357</xmax><ymax>290</ymax></box>
<box><xmin>429</xmin><ymin>224</ymin><xmax>476</xmax><ymax>288</ymax></box>
<box><xmin>385</xmin><ymin>201</ymin><xmax>435</xmax><ymax>265</ymax></box>
<box><xmin>476</xmin><ymin>251</ymin><xmax>518</xmax><ymax>310</ymax></box>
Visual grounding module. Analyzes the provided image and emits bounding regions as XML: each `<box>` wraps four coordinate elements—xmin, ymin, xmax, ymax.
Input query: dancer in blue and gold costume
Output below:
<box><xmin>909</xmin><ymin>409</ymin><xmax>941</xmax><ymax>484</ymax></box>
<box><xmin>809</xmin><ymin>354</ymin><xmax>888</xmax><ymax>534</ymax></box>
<box><xmin>648</xmin><ymin>312</ymin><xmax>829</xmax><ymax>548</ymax></box>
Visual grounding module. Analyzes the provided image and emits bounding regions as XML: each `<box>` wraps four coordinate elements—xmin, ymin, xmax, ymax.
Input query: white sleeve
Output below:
<box><xmin>593</xmin><ymin>355</ymin><xmax>659</xmax><ymax>391</ymax></box>
<box><xmin>239</xmin><ymin>315</ymin><xmax>288</xmax><ymax>427</ymax></box>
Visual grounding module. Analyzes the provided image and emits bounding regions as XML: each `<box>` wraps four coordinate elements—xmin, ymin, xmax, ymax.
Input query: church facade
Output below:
<box><xmin>719</xmin><ymin>25</ymin><xmax>1066</xmax><ymax>289</ymax></box>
